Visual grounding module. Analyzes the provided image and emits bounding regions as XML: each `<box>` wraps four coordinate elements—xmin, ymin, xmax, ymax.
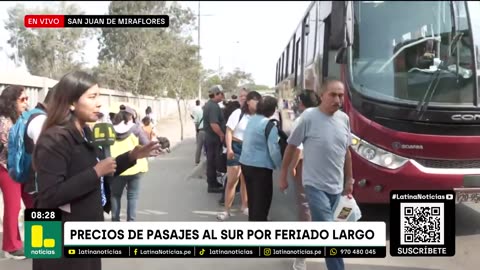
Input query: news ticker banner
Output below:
<box><xmin>25</xmin><ymin>189</ymin><xmax>462</xmax><ymax>259</ymax></box>
<box><xmin>390</xmin><ymin>190</ymin><xmax>456</xmax><ymax>257</ymax></box>
<box><xmin>62</xmin><ymin>221</ymin><xmax>386</xmax><ymax>258</ymax></box>
<box><xmin>62</xmin><ymin>246</ymin><xmax>384</xmax><ymax>258</ymax></box>
<box><xmin>24</xmin><ymin>208</ymin><xmax>386</xmax><ymax>259</ymax></box>
<box><xmin>24</xmin><ymin>15</ymin><xmax>169</xmax><ymax>28</ymax></box>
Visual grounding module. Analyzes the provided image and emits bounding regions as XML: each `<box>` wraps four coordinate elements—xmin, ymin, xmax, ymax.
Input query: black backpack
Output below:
<box><xmin>264</xmin><ymin>119</ymin><xmax>288</xmax><ymax>158</ymax></box>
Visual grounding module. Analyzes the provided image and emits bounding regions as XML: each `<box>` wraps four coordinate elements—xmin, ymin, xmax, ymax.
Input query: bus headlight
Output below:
<box><xmin>350</xmin><ymin>134</ymin><xmax>408</xmax><ymax>169</ymax></box>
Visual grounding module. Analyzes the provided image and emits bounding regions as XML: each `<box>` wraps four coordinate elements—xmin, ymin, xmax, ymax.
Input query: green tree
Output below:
<box><xmin>96</xmin><ymin>1</ymin><xmax>197</xmax><ymax>95</ymax></box>
<box><xmin>200</xmin><ymin>68</ymin><xmax>256</xmax><ymax>98</ymax></box>
<box><xmin>220</xmin><ymin>68</ymin><xmax>255</xmax><ymax>94</ymax></box>
<box><xmin>157</xmin><ymin>34</ymin><xmax>200</xmax><ymax>140</ymax></box>
<box><xmin>249</xmin><ymin>84</ymin><xmax>272</xmax><ymax>91</ymax></box>
<box><xmin>4</xmin><ymin>2</ymin><xmax>94</xmax><ymax>79</ymax></box>
<box><xmin>200</xmin><ymin>69</ymin><xmax>222</xmax><ymax>97</ymax></box>
<box><xmin>96</xmin><ymin>1</ymin><xmax>200</xmax><ymax>139</ymax></box>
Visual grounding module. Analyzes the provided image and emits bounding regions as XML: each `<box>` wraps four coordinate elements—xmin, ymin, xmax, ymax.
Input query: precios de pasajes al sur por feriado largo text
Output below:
<box><xmin>69</xmin><ymin>228</ymin><xmax>375</xmax><ymax>241</ymax></box>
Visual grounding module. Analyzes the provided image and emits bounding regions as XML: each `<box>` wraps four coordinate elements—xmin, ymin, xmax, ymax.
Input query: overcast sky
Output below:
<box><xmin>0</xmin><ymin>1</ymin><xmax>311</xmax><ymax>87</ymax></box>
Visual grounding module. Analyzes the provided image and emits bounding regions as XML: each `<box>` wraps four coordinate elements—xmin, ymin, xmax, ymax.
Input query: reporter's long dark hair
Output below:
<box><xmin>33</xmin><ymin>71</ymin><xmax>97</xmax><ymax>171</ymax></box>
<box><xmin>41</xmin><ymin>71</ymin><xmax>98</xmax><ymax>133</ymax></box>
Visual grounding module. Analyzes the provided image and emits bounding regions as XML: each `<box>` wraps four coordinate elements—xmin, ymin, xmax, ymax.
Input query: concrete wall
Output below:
<box><xmin>0</xmin><ymin>71</ymin><xmax>193</xmax><ymax>121</ymax></box>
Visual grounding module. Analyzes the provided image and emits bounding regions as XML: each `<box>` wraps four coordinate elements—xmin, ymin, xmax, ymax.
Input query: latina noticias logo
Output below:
<box><xmin>30</xmin><ymin>225</ymin><xmax>56</xmax><ymax>255</ymax></box>
<box><xmin>25</xmin><ymin>221</ymin><xmax>62</xmax><ymax>258</ymax></box>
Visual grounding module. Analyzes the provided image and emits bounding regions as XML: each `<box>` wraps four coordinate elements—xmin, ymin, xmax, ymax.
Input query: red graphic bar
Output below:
<box><xmin>24</xmin><ymin>15</ymin><xmax>65</xmax><ymax>28</ymax></box>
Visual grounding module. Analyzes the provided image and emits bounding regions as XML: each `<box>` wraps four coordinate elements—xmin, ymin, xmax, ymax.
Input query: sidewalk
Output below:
<box><xmin>0</xmin><ymin>107</ymin><xmax>197</xmax><ymax>233</ymax></box>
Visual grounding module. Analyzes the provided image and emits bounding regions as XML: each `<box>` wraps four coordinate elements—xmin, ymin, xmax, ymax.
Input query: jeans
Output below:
<box><xmin>304</xmin><ymin>185</ymin><xmax>344</xmax><ymax>270</ymax></box>
<box><xmin>226</xmin><ymin>141</ymin><xmax>242</xmax><ymax>166</ymax></box>
<box><xmin>110</xmin><ymin>173</ymin><xmax>142</xmax><ymax>221</ymax></box>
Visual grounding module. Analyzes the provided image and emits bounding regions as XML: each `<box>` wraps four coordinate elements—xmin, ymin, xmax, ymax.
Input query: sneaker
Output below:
<box><xmin>4</xmin><ymin>249</ymin><xmax>26</xmax><ymax>260</ymax></box>
<box><xmin>216</xmin><ymin>173</ymin><xmax>227</xmax><ymax>186</ymax></box>
<box><xmin>293</xmin><ymin>258</ymin><xmax>306</xmax><ymax>270</ymax></box>
<box><xmin>242</xmin><ymin>208</ymin><xmax>249</xmax><ymax>216</ymax></box>
<box><xmin>217</xmin><ymin>211</ymin><xmax>231</xmax><ymax>221</ymax></box>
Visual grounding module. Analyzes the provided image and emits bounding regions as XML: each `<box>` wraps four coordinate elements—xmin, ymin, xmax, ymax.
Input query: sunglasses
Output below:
<box><xmin>18</xmin><ymin>96</ymin><xmax>29</xmax><ymax>102</ymax></box>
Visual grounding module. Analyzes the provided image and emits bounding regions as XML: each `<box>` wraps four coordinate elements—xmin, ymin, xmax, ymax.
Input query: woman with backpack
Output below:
<box><xmin>0</xmin><ymin>85</ymin><xmax>31</xmax><ymax>259</ymax></box>
<box><xmin>239</xmin><ymin>96</ymin><xmax>282</xmax><ymax>221</ymax></box>
<box><xmin>217</xmin><ymin>91</ymin><xmax>261</xmax><ymax>221</ymax></box>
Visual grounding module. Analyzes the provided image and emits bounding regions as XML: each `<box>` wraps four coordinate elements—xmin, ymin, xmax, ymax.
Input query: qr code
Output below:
<box><xmin>400</xmin><ymin>203</ymin><xmax>444</xmax><ymax>245</ymax></box>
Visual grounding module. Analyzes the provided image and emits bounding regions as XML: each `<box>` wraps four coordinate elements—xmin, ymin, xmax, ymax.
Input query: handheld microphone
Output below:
<box><xmin>92</xmin><ymin>123</ymin><xmax>116</xmax><ymax>175</ymax></box>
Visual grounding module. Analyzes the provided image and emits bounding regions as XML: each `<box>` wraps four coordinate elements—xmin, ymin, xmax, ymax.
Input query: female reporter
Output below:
<box><xmin>32</xmin><ymin>71</ymin><xmax>160</xmax><ymax>270</ymax></box>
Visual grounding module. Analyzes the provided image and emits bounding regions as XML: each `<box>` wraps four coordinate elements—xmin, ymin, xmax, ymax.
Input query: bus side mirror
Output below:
<box><xmin>336</xmin><ymin>47</ymin><xmax>347</xmax><ymax>64</ymax></box>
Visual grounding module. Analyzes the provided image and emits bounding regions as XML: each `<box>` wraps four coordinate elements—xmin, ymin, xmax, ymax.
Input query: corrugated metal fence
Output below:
<box><xmin>0</xmin><ymin>72</ymin><xmax>192</xmax><ymax>121</ymax></box>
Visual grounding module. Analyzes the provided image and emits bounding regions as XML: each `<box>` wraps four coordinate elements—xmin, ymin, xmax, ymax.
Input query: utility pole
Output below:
<box><xmin>197</xmin><ymin>1</ymin><xmax>202</xmax><ymax>101</ymax></box>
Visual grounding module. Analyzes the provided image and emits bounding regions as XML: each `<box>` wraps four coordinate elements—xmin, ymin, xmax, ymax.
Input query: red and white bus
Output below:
<box><xmin>275</xmin><ymin>1</ymin><xmax>480</xmax><ymax>204</ymax></box>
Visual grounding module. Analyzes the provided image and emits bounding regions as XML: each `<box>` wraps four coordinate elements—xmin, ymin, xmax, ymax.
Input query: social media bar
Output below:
<box><xmin>131</xmin><ymin>246</ymin><xmax>194</xmax><ymax>257</ymax></box>
<box><xmin>64</xmin><ymin>246</ymin><xmax>129</xmax><ymax>258</ymax></box>
<box><xmin>260</xmin><ymin>246</ymin><xmax>324</xmax><ymax>257</ymax></box>
<box><xmin>63</xmin><ymin>246</ymin><xmax>386</xmax><ymax>258</ymax></box>
<box><xmin>196</xmin><ymin>246</ymin><xmax>258</xmax><ymax>257</ymax></box>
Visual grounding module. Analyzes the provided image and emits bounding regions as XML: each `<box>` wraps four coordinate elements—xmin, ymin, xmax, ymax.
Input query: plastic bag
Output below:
<box><xmin>332</xmin><ymin>195</ymin><xmax>362</xmax><ymax>222</ymax></box>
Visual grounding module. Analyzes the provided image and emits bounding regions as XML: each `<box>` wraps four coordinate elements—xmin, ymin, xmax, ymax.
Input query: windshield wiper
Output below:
<box><xmin>377</xmin><ymin>36</ymin><xmax>441</xmax><ymax>73</ymax></box>
<box><xmin>415</xmin><ymin>32</ymin><xmax>463</xmax><ymax>120</ymax></box>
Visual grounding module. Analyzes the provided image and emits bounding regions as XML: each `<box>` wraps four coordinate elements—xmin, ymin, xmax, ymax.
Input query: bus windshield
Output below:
<box><xmin>349</xmin><ymin>1</ymin><xmax>476</xmax><ymax>107</ymax></box>
<box><xmin>467</xmin><ymin>1</ymin><xmax>480</xmax><ymax>73</ymax></box>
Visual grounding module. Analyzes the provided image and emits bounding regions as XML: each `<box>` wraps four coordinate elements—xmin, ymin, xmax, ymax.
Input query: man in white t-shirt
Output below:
<box><xmin>192</xmin><ymin>100</ymin><xmax>205</xmax><ymax>165</ymax></box>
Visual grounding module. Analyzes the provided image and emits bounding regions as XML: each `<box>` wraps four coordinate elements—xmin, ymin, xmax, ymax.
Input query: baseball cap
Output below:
<box><xmin>209</xmin><ymin>85</ymin><xmax>223</xmax><ymax>95</ymax></box>
<box><xmin>119</xmin><ymin>104</ymin><xmax>136</xmax><ymax>117</ymax></box>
